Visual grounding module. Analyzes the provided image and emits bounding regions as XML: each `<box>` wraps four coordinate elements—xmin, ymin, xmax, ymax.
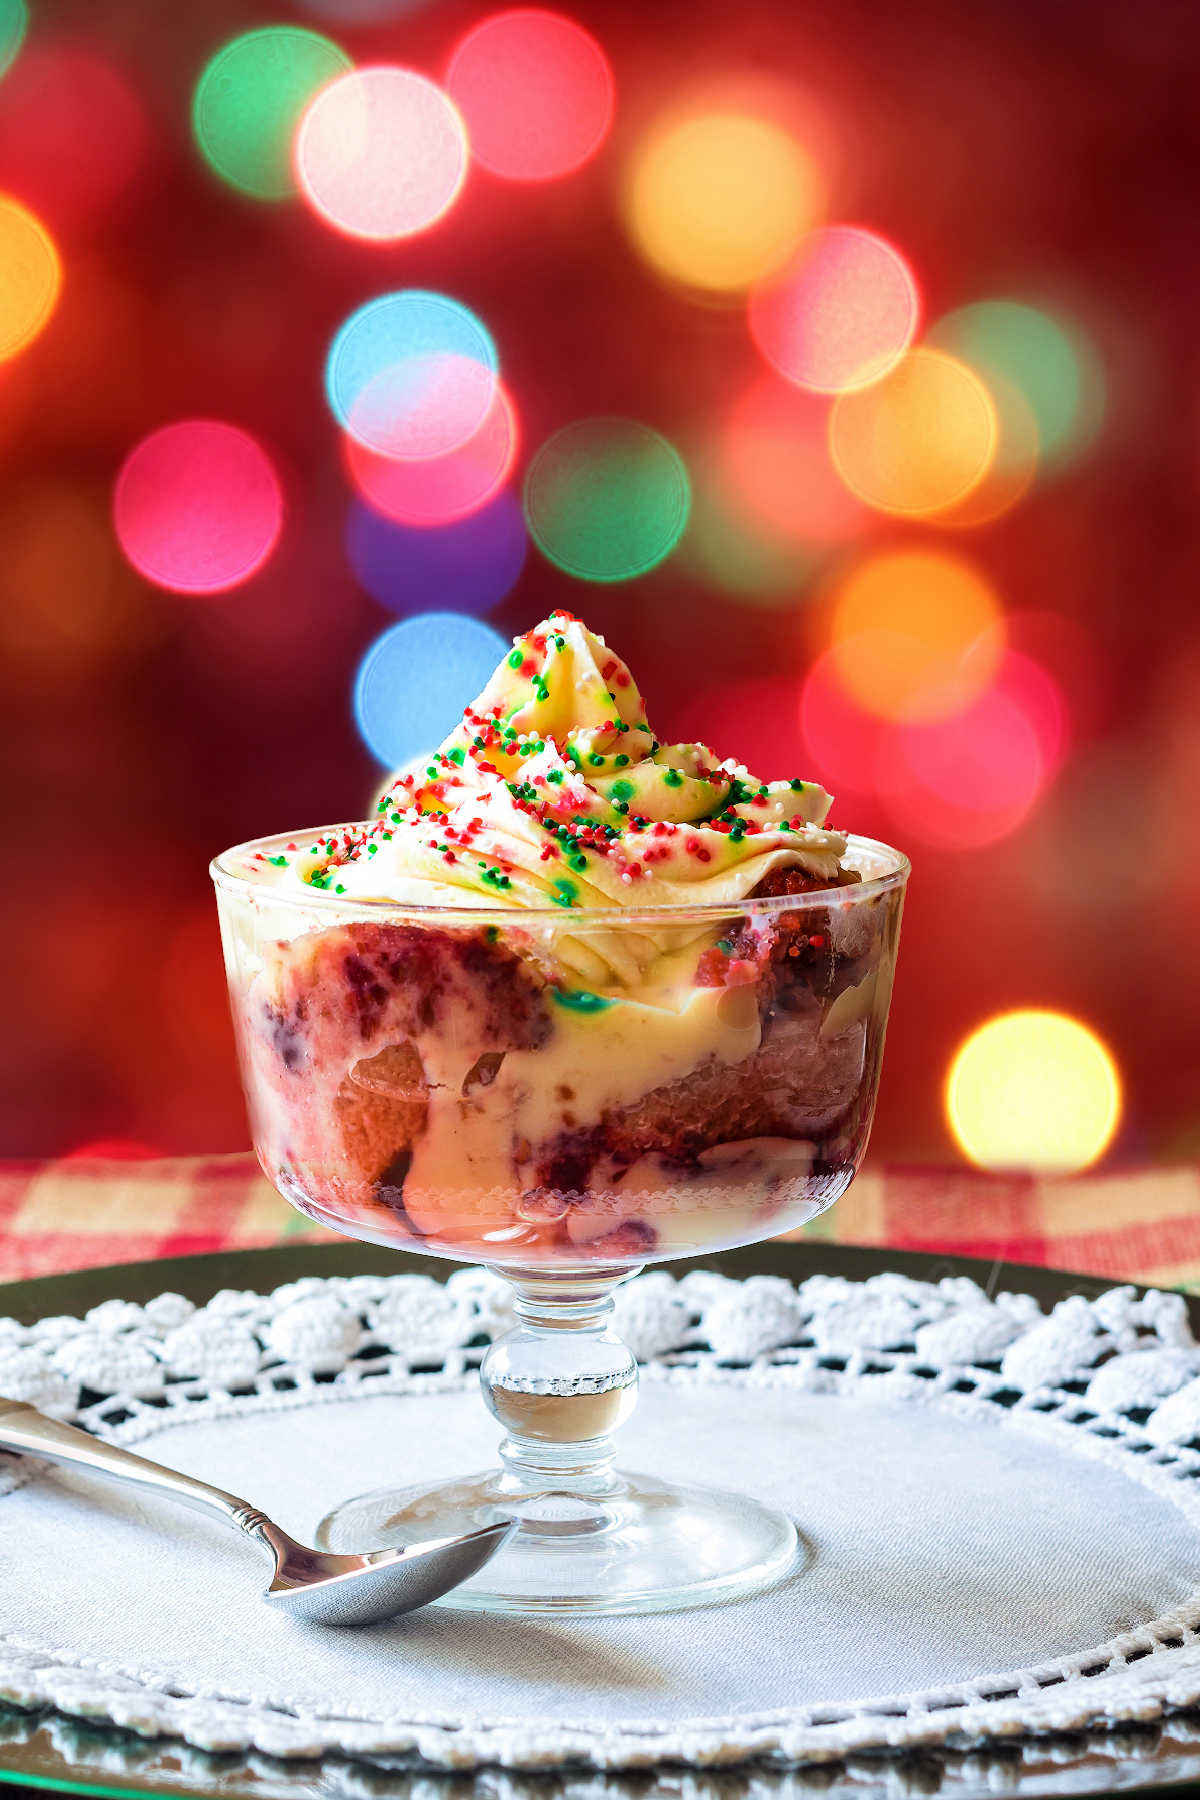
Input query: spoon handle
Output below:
<box><xmin>0</xmin><ymin>1399</ymin><xmax>270</xmax><ymax>1538</ymax></box>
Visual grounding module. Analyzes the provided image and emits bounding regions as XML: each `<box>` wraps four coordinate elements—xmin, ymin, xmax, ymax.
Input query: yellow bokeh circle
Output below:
<box><xmin>624</xmin><ymin>112</ymin><xmax>823</xmax><ymax>295</ymax></box>
<box><xmin>830</xmin><ymin>346</ymin><xmax>997</xmax><ymax>516</ymax></box>
<box><xmin>946</xmin><ymin>1010</ymin><xmax>1121</xmax><ymax>1174</ymax></box>
<box><xmin>828</xmin><ymin>546</ymin><xmax>1003</xmax><ymax>721</ymax></box>
<box><xmin>0</xmin><ymin>194</ymin><xmax>61</xmax><ymax>361</ymax></box>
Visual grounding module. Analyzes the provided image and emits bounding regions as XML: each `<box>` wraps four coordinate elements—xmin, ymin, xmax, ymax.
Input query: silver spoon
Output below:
<box><xmin>0</xmin><ymin>1399</ymin><xmax>512</xmax><ymax>1625</ymax></box>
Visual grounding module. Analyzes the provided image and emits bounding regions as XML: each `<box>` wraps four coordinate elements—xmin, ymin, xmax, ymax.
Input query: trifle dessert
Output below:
<box><xmin>218</xmin><ymin>611</ymin><xmax>905</xmax><ymax>1270</ymax></box>
<box><xmin>213</xmin><ymin>609</ymin><xmax>907</xmax><ymax>1613</ymax></box>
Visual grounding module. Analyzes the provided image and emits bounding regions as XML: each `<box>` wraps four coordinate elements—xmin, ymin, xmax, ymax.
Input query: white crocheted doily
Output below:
<box><xmin>3</xmin><ymin>1265</ymin><xmax>1200</xmax><ymax>1771</ymax></box>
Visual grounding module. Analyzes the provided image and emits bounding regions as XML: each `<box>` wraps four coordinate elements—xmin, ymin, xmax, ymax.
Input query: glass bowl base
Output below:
<box><xmin>316</xmin><ymin>1469</ymin><xmax>802</xmax><ymax>1614</ymax></box>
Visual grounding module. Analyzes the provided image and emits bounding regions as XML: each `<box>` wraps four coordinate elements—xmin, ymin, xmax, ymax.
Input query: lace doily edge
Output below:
<box><xmin>4</xmin><ymin>1642</ymin><xmax>1200</xmax><ymax>1770</ymax></box>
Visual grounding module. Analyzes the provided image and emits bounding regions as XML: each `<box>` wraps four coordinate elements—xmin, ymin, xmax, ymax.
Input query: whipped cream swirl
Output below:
<box><xmin>275</xmin><ymin>612</ymin><xmax>847</xmax><ymax>985</ymax></box>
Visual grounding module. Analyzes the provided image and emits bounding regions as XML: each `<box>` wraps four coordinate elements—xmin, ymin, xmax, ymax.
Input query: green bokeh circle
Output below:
<box><xmin>0</xmin><ymin>0</ymin><xmax>27</xmax><ymax>80</ymax></box>
<box><xmin>192</xmin><ymin>26</ymin><xmax>352</xmax><ymax>201</ymax></box>
<box><xmin>523</xmin><ymin>417</ymin><xmax>691</xmax><ymax>583</ymax></box>
<box><xmin>930</xmin><ymin>299</ymin><xmax>1105</xmax><ymax>468</ymax></box>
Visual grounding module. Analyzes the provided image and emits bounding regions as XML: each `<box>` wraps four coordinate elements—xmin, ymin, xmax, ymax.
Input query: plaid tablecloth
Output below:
<box><xmin>3</xmin><ymin>1154</ymin><xmax>1200</xmax><ymax>1291</ymax></box>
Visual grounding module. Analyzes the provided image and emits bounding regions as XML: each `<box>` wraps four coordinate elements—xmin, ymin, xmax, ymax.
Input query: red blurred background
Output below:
<box><xmin>3</xmin><ymin>0</ymin><xmax>1196</xmax><ymax>1168</ymax></box>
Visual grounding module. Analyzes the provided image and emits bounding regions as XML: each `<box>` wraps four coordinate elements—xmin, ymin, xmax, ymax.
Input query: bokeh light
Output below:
<box><xmin>800</xmin><ymin>637</ymin><xmax>1066</xmax><ymax>849</ymax></box>
<box><xmin>992</xmin><ymin>647</ymin><xmax>1071</xmax><ymax>775</ymax></box>
<box><xmin>346</xmin><ymin>489</ymin><xmax>526</xmax><ymax>615</ymax></box>
<box><xmin>929</xmin><ymin>298</ymin><xmax>1105</xmax><ymax>469</ymax></box>
<box><xmin>192</xmin><ymin>27</ymin><xmax>352</xmax><ymax>201</ymax></box>
<box><xmin>748</xmin><ymin>225</ymin><xmax>919</xmax><ymax>392</ymax></box>
<box><xmin>799</xmin><ymin>646</ymin><xmax>890</xmax><ymax>798</ymax></box>
<box><xmin>830</xmin><ymin>347</ymin><xmax>997</xmax><ymax>516</ymax></box>
<box><xmin>947</xmin><ymin>1010</ymin><xmax>1121</xmax><ymax>1173</ymax></box>
<box><xmin>446</xmin><ymin>10</ymin><xmax>614</xmax><ymax>182</ymax></box>
<box><xmin>114</xmin><ymin>421</ymin><xmax>284</xmax><ymax>595</ymax></box>
<box><xmin>523</xmin><ymin>417</ymin><xmax>690</xmax><ymax>581</ymax></box>
<box><xmin>0</xmin><ymin>196</ymin><xmax>60</xmax><ymax>360</ymax></box>
<box><xmin>345</xmin><ymin>377</ymin><xmax>518</xmax><ymax>526</ymax></box>
<box><xmin>934</xmin><ymin>370</ymin><xmax>1040</xmax><ymax>528</ymax></box>
<box><xmin>295</xmin><ymin>66</ymin><xmax>468</xmax><ymax>240</ymax></box>
<box><xmin>325</xmin><ymin>291</ymin><xmax>498</xmax><ymax>458</ymax></box>
<box><xmin>721</xmin><ymin>377</ymin><xmax>866</xmax><ymax>546</ymax></box>
<box><xmin>0</xmin><ymin>45</ymin><xmax>149</xmax><ymax>234</ymax></box>
<box><xmin>354</xmin><ymin>612</ymin><xmax>507</xmax><ymax>766</ymax></box>
<box><xmin>877</xmin><ymin>673</ymin><xmax>1050</xmax><ymax>850</ymax></box>
<box><xmin>624</xmin><ymin>110</ymin><xmax>823</xmax><ymax>294</ymax></box>
<box><xmin>0</xmin><ymin>0</ymin><xmax>26</xmax><ymax>80</ymax></box>
<box><xmin>826</xmin><ymin>547</ymin><xmax>1004</xmax><ymax>721</ymax></box>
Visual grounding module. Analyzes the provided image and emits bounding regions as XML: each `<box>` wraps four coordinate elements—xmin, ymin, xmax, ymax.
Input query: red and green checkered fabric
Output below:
<box><xmin>3</xmin><ymin>1154</ymin><xmax>1199</xmax><ymax>1290</ymax></box>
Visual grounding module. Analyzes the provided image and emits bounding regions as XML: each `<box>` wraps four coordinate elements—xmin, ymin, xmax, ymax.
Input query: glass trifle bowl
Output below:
<box><xmin>210</xmin><ymin>611</ymin><xmax>908</xmax><ymax>1612</ymax></box>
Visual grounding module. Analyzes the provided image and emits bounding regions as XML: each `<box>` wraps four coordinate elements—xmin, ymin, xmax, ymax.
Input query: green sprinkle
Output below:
<box><xmin>485</xmin><ymin>925</ymin><xmax>499</xmax><ymax>943</ymax></box>
<box><xmin>547</xmin><ymin>768</ymin><xmax>564</xmax><ymax>785</ymax></box>
<box><xmin>447</xmin><ymin>746</ymin><xmax>465</xmax><ymax>765</ymax></box>
<box><xmin>663</xmin><ymin>767</ymin><xmax>684</xmax><ymax>788</ymax></box>
<box><xmin>390</xmin><ymin>812</ymin><xmax>403</xmax><ymax>825</ymax></box>
<box><xmin>335</xmin><ymin>884</ymin><xmax>346</xmax><ymax>894</ymax></box>
<box><xmin>426</xmin><ymin>765</ymin><xmax>438</xmax><ymax>778</ymax></box>
<box><xmin>789</xmin><ymin>778</ymin><xmax>805</xmax><ymax>791</ymax></box>
<box><xmin>587</xmin><ymin>752</ymin><xmax>605</xmax><ymax>767</ymax></box>
<box><xmin>569</xmin><ymin>853</ymin><xmax>588</xmax><ymax>872</ymax></box>
<box><xmin>551</xmin><ymin>877</ymin><xmax>578</xmax><ymax>908</ymax></box>
<box><xmin>552</xmin><ymin>988</ymin><xmax>615</xmax><ymax>1014</ymax></box>
<box><xmin>614</xmin><ymin>800</ymin><xmax>629</xmax><ymax>815</ymax></box>
<box><xmin>716</xmin><ymin>938</ymin><xmax>733</xmax><ymax>954</ymax></box>
<box><xmin>368</xmin><ymin>843</ymin><xmax>378</xmax><ymax>854</ymax></box>
<box><xmin>614</xmin><ymin>752</ymin><xmax>630</xmax><ymax>766</ymax></box>
<box><xmin>268</xmin><ymin>854</ymin><xmax>288</xmax><ymax>867</ymax></box>
<box><xmin>507</xmin><ymin>649</ymin><xmax>523</xmax><ymax>670</ymax></box>
<box><xmin>611</xmin><ymin>779</ymin><xmax>635</xmax><ymax>802</ymax></box>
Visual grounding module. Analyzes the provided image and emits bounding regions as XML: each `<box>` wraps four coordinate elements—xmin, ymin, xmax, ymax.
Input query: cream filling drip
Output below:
<box><xmin>394</xmin><ymin>978</ymin><xmax>765</xmax><ymax>1245</ymax></box>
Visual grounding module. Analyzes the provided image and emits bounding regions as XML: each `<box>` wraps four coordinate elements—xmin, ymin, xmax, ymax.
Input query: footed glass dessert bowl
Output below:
<box><xmin>212</xmin><ymin>608</ymin><xmax>907</xmax><ymax>1610</ymax></box>
<box><xmin>212</xmin><ymin>832</ymin><xmax>907</xmax><ymax>1613</ymax></box>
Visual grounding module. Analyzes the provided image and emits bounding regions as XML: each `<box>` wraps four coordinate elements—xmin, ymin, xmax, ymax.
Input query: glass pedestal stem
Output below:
<box><xmin>481</xmin><ymin>1264</ymin><xmax>641</xmax><ymax>1501</ymax></box>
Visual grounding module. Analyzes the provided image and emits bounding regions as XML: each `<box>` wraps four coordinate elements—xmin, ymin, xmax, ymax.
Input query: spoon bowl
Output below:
<box><xmin>0</xmin><ymin>1400</ymin><xmax>513</xmax><ymax>1625</ymax></box>
<box><xmin>261</xmin><ymin>1519</ymin><xmax>515</xmax><ymax>1624</ymax></box>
